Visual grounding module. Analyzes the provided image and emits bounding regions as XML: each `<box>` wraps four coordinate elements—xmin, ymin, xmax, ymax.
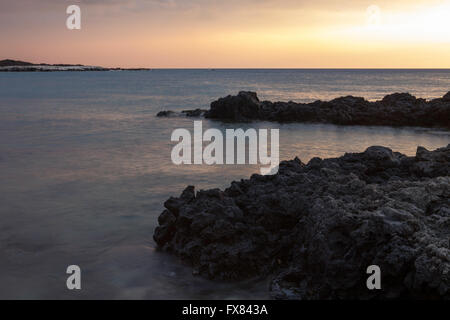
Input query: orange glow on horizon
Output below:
<box><xmin>2</xmin><ymin>0</ymin><xmax>450</xmax><ymax>68</ymax></box>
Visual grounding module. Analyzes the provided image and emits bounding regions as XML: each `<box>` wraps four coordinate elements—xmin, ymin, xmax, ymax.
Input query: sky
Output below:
<box><xmin>1</xmin><ymin>0</ymin><xmax>450</xmax><ymax>68</ymax></box>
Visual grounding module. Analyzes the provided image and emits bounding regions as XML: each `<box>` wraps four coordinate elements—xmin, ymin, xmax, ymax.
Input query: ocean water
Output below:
<box><xmin>0</xmin><ymin>69</ymin><xmax>449</xmax><ymax>299</ymax></box>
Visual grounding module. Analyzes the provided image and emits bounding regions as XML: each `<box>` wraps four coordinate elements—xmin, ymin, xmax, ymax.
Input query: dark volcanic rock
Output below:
<box><xmin>154</xmin><ymin>145</ymin><xmax>450</xmax><ymax>299</ymax></box>
<box><xmin>202</xmin><ymin>91</ymin><xmax>450</xmax><ymax>129</ymax></box>
<box><xmin>156</xmin><ymin>110</ymin><xmax>175</xmax><ymax>117</ymax></box>
<box><xmin>156</xmin><ymin>109</ymin><xmax>207</xmax><ymax>117</ymax></box>
<box><xmin>206</xmin><ymin>91</ymin><xmax>262</xmax><ymax>121</ymax></box>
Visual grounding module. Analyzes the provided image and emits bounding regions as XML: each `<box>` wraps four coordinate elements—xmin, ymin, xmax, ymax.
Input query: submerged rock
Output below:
<box><xmin>182</xmin><ymin>109</ymin><xmax>208</xmax><ymax>117</ymax></box>
<box><xmin>156</xmin><ymin>110</ymin><xmax>176</xmax><ymax>117</ymax></box>
<box><xmin>156</xmin><ymin>109</ymin><xmax>207</xmax><ymax>118</ymax></box>
<box><xmin>154</xmin><ymin>145</ymin><xmax>450</xmax><ymax>299</ymax></box>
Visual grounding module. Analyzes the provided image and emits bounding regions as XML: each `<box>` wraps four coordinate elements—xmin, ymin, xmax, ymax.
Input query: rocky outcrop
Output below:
<box><xmin>158</xmin><ymin>91</ymin><xmax>450</xmax><ymax>129</ymax></box>
<box><xmin>154</xmin><ymin>145</ymin><xmax>450</xmax><ymax>299</ymax></box>
<box><xmin>205</xmin><ymin>91</ymin><xmax>450</xmax><ymax>129</ymax></box>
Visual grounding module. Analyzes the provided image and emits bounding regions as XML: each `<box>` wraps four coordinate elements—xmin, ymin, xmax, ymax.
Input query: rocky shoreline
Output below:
<box><xmin>0</xmin><ymin>59</ymin><xmax>150</xmax><ymax>72</ymax></box>
<box><xmin>154</xmin><ymin>145</ymin><xmax>450</xmax><ymax>299</ymax></box>
<box><xmin>157</xmin><ymin>91</ymin><xmax>450</xmax><ymax>129</ymax></box>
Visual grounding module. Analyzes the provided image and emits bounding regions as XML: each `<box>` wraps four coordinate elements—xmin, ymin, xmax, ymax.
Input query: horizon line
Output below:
<box><xmin>3</xmin><ymin>60</ymin><xmax>450</xmax><ymax>70</ymax></box>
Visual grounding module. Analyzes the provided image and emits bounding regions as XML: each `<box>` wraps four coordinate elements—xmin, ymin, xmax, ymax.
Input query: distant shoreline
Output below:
<box><xmin>0</xmin><ymin>59</ymin><xmax>151</xmax><ymax>72</ymax></box>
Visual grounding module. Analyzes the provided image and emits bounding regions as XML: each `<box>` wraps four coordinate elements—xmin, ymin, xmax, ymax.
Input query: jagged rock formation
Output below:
<box><xmin>154</xmin><ymin>145</ymin><xmax>450</xmax><ymax>299</ymax></box>
<box><xmin>157</xmin><ymin>91</ymin><xmax>450</xmax><ymax>129</ymax></box>
<box><xmin>206</xmin><ymin>91</ymin><xmax>450</xmax><ymax>129</ymax></box>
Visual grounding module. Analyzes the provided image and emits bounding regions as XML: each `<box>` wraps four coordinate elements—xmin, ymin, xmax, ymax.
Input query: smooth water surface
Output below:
<box><xmin>0</xmin><ymin>70</ymin><xmax>449</xmax><ymax>299</ymax></box>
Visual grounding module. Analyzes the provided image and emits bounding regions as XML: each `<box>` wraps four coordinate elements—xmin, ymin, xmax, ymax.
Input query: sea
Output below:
<box><xmin>0</xmin><ymin>69</ymin><xmax>449</xmax><ymax>299</ymax></box>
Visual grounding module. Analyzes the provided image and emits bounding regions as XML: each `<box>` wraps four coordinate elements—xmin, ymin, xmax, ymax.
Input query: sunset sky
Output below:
<box><xmin>2</xmin><ymin>0</ymin><xmax>450</xmax><ymax>68</ymax></box>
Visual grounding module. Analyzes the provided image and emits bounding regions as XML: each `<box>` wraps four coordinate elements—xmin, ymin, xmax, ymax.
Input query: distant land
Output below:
<box><xmin>0</xmin><ymin>59</ymin><xmax>151</xmax><ymax>72</ymax></box>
